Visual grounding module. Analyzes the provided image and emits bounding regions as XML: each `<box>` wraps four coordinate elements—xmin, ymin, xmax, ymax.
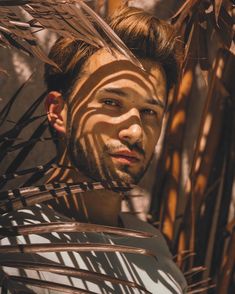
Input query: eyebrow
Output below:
<box><xmin>145</xmin><ymin>98</ymin><xmax>165</xmax><ymax>109</ymax></box>
<box><xmin>101</xmin><ymin>87</ymin><xmax>165</xmax><ymax>108</ymax></box>
<box><xmin>102</xmin><ymin>87</ymin><xmax>128</xmax><ymax>97</ymax></box>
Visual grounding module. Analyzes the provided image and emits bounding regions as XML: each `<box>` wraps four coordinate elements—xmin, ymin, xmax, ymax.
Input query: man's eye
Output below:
<box><xmin>102</xmin><ymin>99</ymin><xmax>120</xmax><ymax>107</ymax></box>
<box><xmin>141</xmin><ymin>108</ymin><xmax>157</xmax><ymax>116</ymax></box>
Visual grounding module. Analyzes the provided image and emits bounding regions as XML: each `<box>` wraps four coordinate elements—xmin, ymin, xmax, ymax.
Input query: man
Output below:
<box><xmin>0</xmin><ymin>6</ymin><xmax>187</xmax><ymax>294</ymax></box>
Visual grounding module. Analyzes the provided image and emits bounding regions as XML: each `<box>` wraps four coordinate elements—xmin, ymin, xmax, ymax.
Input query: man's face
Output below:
<box><xmin>66</xmin><ymin>49</ymin><xmax>167</xmax><ymax>184</ymax></box>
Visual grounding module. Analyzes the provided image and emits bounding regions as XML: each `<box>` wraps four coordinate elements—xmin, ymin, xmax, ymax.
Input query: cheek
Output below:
<box><xmin>72</xmin><ymin>112</ymin><xmax>115</xmax><ymax>141</ymax></box>
<box><xmin>144</xmin><ymin>125</ymin><xmax>162</xmax><ymax>154</ymax></box>
<box><xmin>146</xmin><ymin>123</ymin><xmax>161</xmax><ymax>140</ymax></box>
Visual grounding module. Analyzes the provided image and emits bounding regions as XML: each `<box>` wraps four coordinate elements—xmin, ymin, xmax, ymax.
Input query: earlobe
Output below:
<box><xmin>45</xmin><ymin>91</ymin><xmax>67</xmax><ymax>134</ymax></box>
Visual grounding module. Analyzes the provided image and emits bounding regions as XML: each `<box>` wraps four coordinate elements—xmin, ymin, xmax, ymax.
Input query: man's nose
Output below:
<box><xmin>118</xmin><ymin>109</ymin><xmax>143</xmax><ymax>146</ymax></box>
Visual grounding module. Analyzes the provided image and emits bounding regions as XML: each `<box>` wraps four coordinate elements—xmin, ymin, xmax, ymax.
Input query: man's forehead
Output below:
<box><xmin>82</xmin><ymin>48</ymin><xmax>165</xmax><ymax>81</ymax></box>
<box><xmin>69</xmin><ymin>48</ymin><xmax>167</xmax><ymax>106</ymax></box>
<box><xmin>83</xmin><ymin>49</ymin><xmax>133</xmax><ymax>76</ymax></box>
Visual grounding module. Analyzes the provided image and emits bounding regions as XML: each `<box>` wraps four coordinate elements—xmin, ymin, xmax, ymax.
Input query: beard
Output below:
<box><xmin>67</xmin><ymin>131</ymin><xmax>150</xmax><ymax>184</ymax></box>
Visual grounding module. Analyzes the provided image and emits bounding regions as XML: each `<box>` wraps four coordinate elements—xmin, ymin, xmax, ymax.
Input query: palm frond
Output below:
<box><xmin>0</xmin><ymin>0</ymin><xmax>142</xmax><ymax>68</ymax></box>
<box><xmin>3</xmin><ymin>136</ymin><xmax>57</xmax><ymax>152</ymax></box>
<box><xmin>0</xmin><ymin>114</ymin><xmax>47</xmax><ymax>142</ymax></box>
<box><xmin>0</xmin><ymin>180</ymin><xmax>134</xmax><ymax>212</ymax></box>
<box><xmin>0</xmin><ymin>91</ymin><xmax>46</xmax><ymax>159</ymax></box>
<box><xmin>0</xmin><ymin>242</ymin><xmax>155</xmax><ymax>257</ymax></box>
<box><xmin>0</xmin><ymin>260</ymin><xmax>149</xmax><ymax>293</ymax></box>
<box><xmin>149</xmin><ymin>1</ymin><xmax>234</xmax><ymax>292</ymax></box>
<box><xmin>2</xmin><ymin>275</ymin><xmax>97</xmax><ymax>294</ymax></box>
<box><xmin>0</xmin><ymin>72</ymin><xmax>34</xmax><ymax>127</ymax></box>
<box><xmin>0</xmin><ymin>221</ymin><xmax>154</xmax><ymax>239</ymax></box>
<box><xmin>214</xmin><ymin>0</ymin><xmax>223</xmax><ymax>25</ymax></box>
<box><xmin>0</xmin><ymin>162</ymin><xmax>70</xmax><ymax>182</ymax></box>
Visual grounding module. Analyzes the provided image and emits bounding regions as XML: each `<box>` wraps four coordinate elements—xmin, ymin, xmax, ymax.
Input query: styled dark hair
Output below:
<box><xmin>44</xmin><ymin>6</ymin><xmax>180</xmax><ymax>98</ymax></box>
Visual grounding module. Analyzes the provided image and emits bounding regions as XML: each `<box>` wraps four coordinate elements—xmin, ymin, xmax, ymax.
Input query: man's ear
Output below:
<box><xmin>45</xmin><ymin>91</ymin><xmax>67</xmax><ymax>134</ymax></box>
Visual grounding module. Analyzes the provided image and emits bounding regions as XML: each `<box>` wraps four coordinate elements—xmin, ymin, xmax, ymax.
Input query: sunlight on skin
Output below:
<box><xmin>46</xmin><ymin>48</ymin><xmax>168</xmax><ymax>225</ymax></box>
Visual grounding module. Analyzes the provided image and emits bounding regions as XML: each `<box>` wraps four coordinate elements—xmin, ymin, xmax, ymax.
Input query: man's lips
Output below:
<box><xmin>109</xmin><ymin>150</ymin><xmax>142</xmax><ymax>164</ymax></box>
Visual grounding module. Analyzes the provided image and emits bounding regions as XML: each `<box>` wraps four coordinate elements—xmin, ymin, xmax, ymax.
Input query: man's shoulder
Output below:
<box><xmin>120</xmin><ymin>212</ymin><xmax>172</xmax><ymax>258</ymax></box>
<box><xmin>0</xmin><ymin>205</ymin><xmax>187</xmax><ymax>294</ymax></box>
<box><xmin>119</xmin><ymin>212</ymin><xmax>187</xmax><ymax>291</ymax></box>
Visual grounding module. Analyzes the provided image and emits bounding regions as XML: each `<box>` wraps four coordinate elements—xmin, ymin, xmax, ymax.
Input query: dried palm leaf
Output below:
<box><xmin>172</xmin><ymin>0</ymin><xmax>201</xmax><ymax>30</ymax></box>
<box><xmin>0</xmin><ymin>221</ymin><xmax>154</xmax><ymax>239</ymax></box>
<box><xmin>187</xmin><ymin>284</ymin><xmax>216</xmax><ymax>294</ymax></box>
<box><xmin>0</xmin><ymin>0</ymin><xmax>142</xmax><ymax>68</ymax></box>
<box><xmin>0</xmin><ymin>73</ymin><xmax>34</xmax><ymax>127</ymax></box>
<box><xmin>213</xmin><ymin>6</ymin><xmax>234</xmax><ymax>49</ymax></box>
<box><xmin>0</xmin><ymin>91</ymin><xmax>45</xmax><ymax>146</ymax></box>
<box><xmin>171</xmin><ymin>0</ymin><xmax>199</xmax><ymax>19</ymax></box>
<box><xmin>0</xmin><ymin>260</ymin><xmax>149</xmax><ymax>292</ymax></box>
<box><xmin>2</xmin><ymin>275</ymin><xmax>98</xmax><ymax>294</ymax></box>
<box><xmin>1</xmin><ymin>135</ymin><xmax>54</xmax><ymax>143</ymax></box>
<box><xmin>184</xmin><ymin>266</ymin><xmax>207</xmax><ymax>278</ymax></box>
<box><xmin>4</xmin><ymin>136</ymin><xmax>56</xmax><ymax>152</ymax></box>
<box><xmin>0</xmin><ymin>162</ymin><xmax>70</xmax><ymax>182</ymax></box>
<box><xmin>150</xmin><ymin>2</ymin><xmax>234</xmax><ymax>293</ymax></box>
<box><xmin>0</xmin><ymin>242</ymin><xmax>155</xmax><ymax>257</ymax></box>
<box><xmin>22</xmin><ymin>158</ymin><xmax>57</xmax><ymax>187</ymax></box>
<box><xmin>0</xmin><ymin>180</ymin><xmax>134</xmax><ymax>212</ymax></box>
<box><xmin>0</xmin><ymin>119</ymin><xmax>48</xmax><ymax>190</ymax></box>
<box><xmin>214</xmin><ymin>0</ymin><xmax>223</xmax><ymax>25</ymax></box>
<box><xmin>217</xmin><ymin>229</ymin><xmax>235</xmax><ymax>294</ymax></box>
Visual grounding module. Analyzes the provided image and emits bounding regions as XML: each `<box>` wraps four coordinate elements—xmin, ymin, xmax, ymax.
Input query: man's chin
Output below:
<box><xmin>81</xmin><ymin>170</ymin><xmax>137</xmax><ymax>185</ymax></box>
<box><xmin>111</xmin><ymin>169</ymin><xmax>141</xmax><ymax>185</ymax></box>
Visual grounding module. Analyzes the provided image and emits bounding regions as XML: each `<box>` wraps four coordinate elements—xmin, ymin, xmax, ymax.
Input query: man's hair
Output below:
<box><xmin>44</xmin><ymin>6</ymin><xmax>180</xmax><ymax>98</ymax></box>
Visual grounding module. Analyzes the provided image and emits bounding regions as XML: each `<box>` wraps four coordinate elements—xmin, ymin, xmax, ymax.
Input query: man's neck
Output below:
<box><xmin>46</xmin><ymin>148</ymin><xmax>122</xmax><ymax>227</ymax></box>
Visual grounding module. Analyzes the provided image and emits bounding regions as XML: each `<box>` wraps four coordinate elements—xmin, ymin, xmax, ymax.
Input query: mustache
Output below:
<box><xmin>104</xmin><ymin>142</ymin><xmax>145</xmax><ymax>157</ymax></box>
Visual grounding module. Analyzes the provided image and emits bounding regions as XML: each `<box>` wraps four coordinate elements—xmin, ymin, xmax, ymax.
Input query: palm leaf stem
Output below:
<box><xmin>0</xmin><ymin>242</ymin><xmax>155</xmax><ymax>257</ymax></box>
<box><xmin>0</xmin><ymin>221</ymin><xmax>154</xmax><ymax>239</ymax></box>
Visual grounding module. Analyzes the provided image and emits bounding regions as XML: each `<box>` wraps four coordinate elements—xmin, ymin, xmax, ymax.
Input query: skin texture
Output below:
<box><xmin>45</xmin><ymin>49</ymin><xmax>167</xmax><ymax>225</ymax></box>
